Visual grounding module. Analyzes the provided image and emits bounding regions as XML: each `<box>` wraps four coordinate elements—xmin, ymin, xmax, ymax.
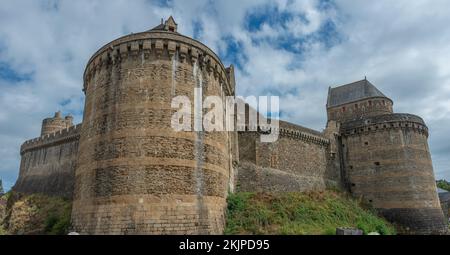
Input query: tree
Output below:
<box><xmin>437</xmin><ymin>179</ymin><xmax>450</xmax><ymax>191</ymax></box>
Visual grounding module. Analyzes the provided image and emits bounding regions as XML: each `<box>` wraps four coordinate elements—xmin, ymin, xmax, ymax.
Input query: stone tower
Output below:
<box><xmin>328</xmin><ymin>79</ymin><xmax>447</xmax><ymax>234</ymax></box>
<box><xmin>71</xmin><ymin>17</ymin><xmax>237</xmax><ymax>234</ymax></box>
<box><xmin>41</xmin><ymin>111</ymin><xmax>74</xmax><ymax>136</ymax></box>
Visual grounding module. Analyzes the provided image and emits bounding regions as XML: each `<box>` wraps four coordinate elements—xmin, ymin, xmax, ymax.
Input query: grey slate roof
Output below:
<box><xmin>327</xmin><ymin>79</ymin><xmax>390</xmax><ymax>107</ymax></box>
<box><xmin>149</xmin><ymin>23</ymin><xmax>165</xmax><ymax>31</ymax></box>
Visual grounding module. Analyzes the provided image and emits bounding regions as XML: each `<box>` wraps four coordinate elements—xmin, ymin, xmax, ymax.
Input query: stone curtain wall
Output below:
<box><xmin>341</xmin><ymin>114</ymin><xmax>448</xmax><ymax>234</ymax></box>
<box><xmin>237</xmin><ymin>121</ymin><xmax>340</xmax><ymax>192</ymax></box>
<box><xmin>71</xmin><ymin>30</ymin><xmax>236</xmax><ymax>235</ymax></box>
<box><xmin>13</xmin><ymin>125</ymin><xmax>81</xmax><ymax>198</ymax></box>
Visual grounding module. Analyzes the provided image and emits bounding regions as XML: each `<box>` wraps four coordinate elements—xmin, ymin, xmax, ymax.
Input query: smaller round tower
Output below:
<box><xmin>41</xmin><ymin>111</ymin><xmax>74</xmax><ymax>136</ymax></box>
<box><xmin>328</xmin><ymin>79</ymin><xmax>447</xmax><ymax>234</ymax></box>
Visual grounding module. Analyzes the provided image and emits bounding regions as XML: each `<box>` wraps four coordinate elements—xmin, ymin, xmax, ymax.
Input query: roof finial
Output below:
<box><xmin>364</xmin><ymin>75</ymin><xmax>367</xmax><ymax>81</ymax></box>
<box><xmin>161</xmin><ymin>18</ymin><xmax>163</xmax><ymax>24</ymax></box>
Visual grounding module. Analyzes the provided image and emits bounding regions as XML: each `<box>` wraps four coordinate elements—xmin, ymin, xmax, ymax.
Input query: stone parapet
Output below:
<box><xmin>278</xmin><ymin>128</ymin><xmax>329</xmax><ymax>147</ymax></box>
<box><xmin>243</xmin><ymin>120</ymin><xmax>330</xmax><ymax>147</ymax></box>
<box><xmin>341</xmin><ymin>113</ymin><xmax>428</xmax><ymax>137</ymax></box>
<box><xmin>83</xmin><ymin>31</ymin><xmax>234</xmax><ymax>96</ymax></box>
<box><xmin>21</xmin><ymin>124</ymin><xmax>82</xmax><ymax>155</ymax></box>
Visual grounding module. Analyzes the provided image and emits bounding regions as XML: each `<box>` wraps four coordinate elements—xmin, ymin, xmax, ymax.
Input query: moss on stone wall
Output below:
<box><xmin>224</xmin><ymin>191</ymin><xmax>396</xmax><ymax>235</ymax></box>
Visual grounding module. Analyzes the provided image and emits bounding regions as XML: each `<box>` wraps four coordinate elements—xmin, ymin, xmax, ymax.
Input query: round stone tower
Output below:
<box><xmin>71</xmin><ymin>17</ymin><xmax>236</xmax><ymax>234</ymax></box>
<box><xmin>41</xmin><ymin>111</ymin><xmax>73</xmax><ymax>136</ymax></box>
<box><xmin>341</xmin><ymin>114</ymin><xmax>447</xmax><ymax>234</ymax></box>
<box><xmin>328</xmin><ymin>79</ymin><xmax>447</xmax><ymax>234</ymax></box>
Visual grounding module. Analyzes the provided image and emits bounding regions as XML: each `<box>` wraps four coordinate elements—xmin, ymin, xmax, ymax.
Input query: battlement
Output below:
<box><xmin>278</xmin><ymin>121</ymin><xmax>329</xmax><ymax>146</ymax></box>
<box><xmin>83</xmin><ymin>21</ymin><xmax>234</xmax><ymax>96</ymax></box>
<box><xmin>278</xmin><ymin>128</ymin><xmax>330</xmax><ymax>146</ymax></box>
<box><xmin>341</xmin><ymin>113</ymin><xmax>429</xmax><ymax>137</ymax></box>
<box><xmin>241</xmin><ymin>118</ymin><xmax>329</xmax><ymax>147</ymax></box>
<box><xmin>21</xmin><ymin>124</ymin><xmax>82</xmax><ymax>155</ymax></box>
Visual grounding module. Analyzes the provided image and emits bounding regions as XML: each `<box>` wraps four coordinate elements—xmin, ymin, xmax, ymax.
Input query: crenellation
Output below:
<box><xmin>83</xmin><ymin>36</ymin><xmax>234</xmax><ymax>97</ymax></box>
<box><xmin>21</xmin><ymin>123</ymin><xmax>82</xmax><ymax>155</ymax></box>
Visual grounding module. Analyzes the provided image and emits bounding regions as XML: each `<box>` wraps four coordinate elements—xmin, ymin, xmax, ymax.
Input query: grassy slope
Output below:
<box><xmin>225</xmin><ymin>191</ymin><xmax>396</xmax><ymax>235</ymax></box>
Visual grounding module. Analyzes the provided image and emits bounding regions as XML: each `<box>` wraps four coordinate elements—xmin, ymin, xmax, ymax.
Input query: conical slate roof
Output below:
<box><xmin>327</xmin><ymin>79</ymin><xmax>389</xmax><ymax>107</ymax></box>
<box><xmin>149</xmin><ymin>23</ymin><xmax>165</xmax><ymax>31</ymax></box>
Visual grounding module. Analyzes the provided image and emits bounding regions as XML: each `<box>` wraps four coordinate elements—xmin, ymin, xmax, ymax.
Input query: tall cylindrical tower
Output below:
<box><xmin>341</xmin><ymin>114</ymin><xmax>447</xmax><ymax>234</ymax></box>
<box><xmin>71</xmin><ymin>17</ymin><xmax>236</xmax><ymax>234</ymax></box>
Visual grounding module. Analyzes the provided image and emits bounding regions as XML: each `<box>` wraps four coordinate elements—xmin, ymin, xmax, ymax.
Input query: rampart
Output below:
<box><xmin>14</xmin><ymin>124</ymin><xmax>81</xmax><ymax>198</ymax></box>
<box><xmin>237</xmin><ymin>120</ymin><xmax>341</xmax><ymax>192</ymax></box>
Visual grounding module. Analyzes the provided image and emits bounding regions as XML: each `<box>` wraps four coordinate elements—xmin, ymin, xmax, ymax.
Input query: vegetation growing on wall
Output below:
<box><xmin>225</xmin><ymin>191</ymin><xmax>396</xmax><ymax>235</ymax></box>
<box><xmin>1</xmin><ymin>192</ymin><xmax>71</xmax><ymax>235</ymax></box>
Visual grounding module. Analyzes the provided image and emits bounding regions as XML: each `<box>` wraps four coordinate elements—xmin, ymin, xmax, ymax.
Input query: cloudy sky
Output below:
<box><xmin>1</xmin><ymin>0</ymin><xmax>450</xmax><ymax>191</ymax></box>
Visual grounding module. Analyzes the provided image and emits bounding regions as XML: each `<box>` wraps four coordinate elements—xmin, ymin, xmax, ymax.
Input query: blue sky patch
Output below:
<box><xmin>219</xmin><ymin>36</ymin><xmax>248</xmax><ymax>70</ymax></box>
<box><xmin>245</xmin><ymin>4</ymin><xmax>295</xmax><ymax>33</ymax></box>
<box><xmin>192</xmin><ymin>20</ymin><xmax>203</xmax><ymax>40</ymax></box>
<box><xmin>0</xmin><ymin>62</ymin><xmax>34</xmax><ymax>83</ymax></box>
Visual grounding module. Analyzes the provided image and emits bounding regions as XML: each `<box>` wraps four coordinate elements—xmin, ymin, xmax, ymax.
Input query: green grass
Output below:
<box><xmin>224</xmin><ymin>191</ymin><xmax>396</xmax><ymax>235</ymax></box>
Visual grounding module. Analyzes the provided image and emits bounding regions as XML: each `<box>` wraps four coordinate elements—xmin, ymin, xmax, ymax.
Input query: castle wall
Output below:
<box><xmin>13</xmin><ymin>124</ymin><xmax>81</xmax><ymax>198</ymax></box>
<box><xmin>341</xmin><ymin>114</ymin><xmax>447</xmax><ymax>234</ymax></box>
<box><xmin>237</xmin><ymin>121</ymin><xmax>340</xmax><ymax>192</ymax></box>
<box><xmin>71</xmin><ymin>30</ymin><xmax>236</xmax><ymax>234</ymax></box>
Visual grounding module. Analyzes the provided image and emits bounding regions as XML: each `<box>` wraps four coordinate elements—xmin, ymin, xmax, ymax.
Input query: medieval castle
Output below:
<box><xmin>13</xmin><ymin>17</ymin><xmax>448</xmax><ymax>234</ymax></box>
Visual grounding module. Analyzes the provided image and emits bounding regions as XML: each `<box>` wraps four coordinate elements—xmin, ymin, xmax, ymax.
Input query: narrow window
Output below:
<box><xmin>374</xmin><ymin>162</ymin><xmax>380</xmax><ymax>166</ymax></box>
